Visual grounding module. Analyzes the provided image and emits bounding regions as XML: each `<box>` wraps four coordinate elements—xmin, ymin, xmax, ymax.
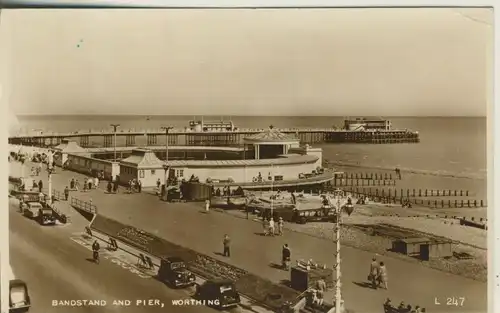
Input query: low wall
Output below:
<box><xmin>66</xmin><ymin>154</ymin><xmax>119</xmax><ymax>180</ymax></box>
<box><xmin>90</xmin><ymin>215</ymin><xmax>300</xmax><ymax>310</ymax></box>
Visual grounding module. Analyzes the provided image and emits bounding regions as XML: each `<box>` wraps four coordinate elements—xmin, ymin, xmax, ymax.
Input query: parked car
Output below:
<box><xmin>194</xmin><ymin>279</ymin><xmax>241</xmax><ymax>309</ymax></box>
<box><xmin>9</xmin><ymin>279</ymin><xmax>31</xmax><ymax>312</ymax></box>
<box><xmin>38</xmin><ymin>208</ymin><xmax>56</xmax><ymax>225</ymax></box>
<box><xmin>157</xmin><ymin>257</ymin><xmax>196</xmax><ymax>288</ymax></box>
<box><xmin>23</xmin><ymin>202</ymin><xmax>43</xmax><ymax>219</ymax></box>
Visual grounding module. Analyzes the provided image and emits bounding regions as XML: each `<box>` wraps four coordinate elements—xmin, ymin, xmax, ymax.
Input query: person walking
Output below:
<box><xmin>64</xmin><ymin>186</ymin><xmax>69</xmax><ymax>201</ymax></box>
<box><xmin>281</xmin><ymin>244</ymin><xmax>291</xmax><ymax>270</ymax></box>
<box><xmin>377</xmin><ymin>261</ymin><xmax>388</xmax><ymax>289</ymax></box>
<box><xmin>263</xmin><ymin>218</ymin><xmax>269</xmax><ymax>235</ymax></box>
<box><xmin>75</xmin><ymin>179</ymin><xmax>80</xmax><ymax>191</ymax></box>
<box><xmin>369</xmin><ymin>257</ymin><xmax>380</xmax><ymax>289</ymax></box>
<box><xmin>137</xmin><ymin>180</ymin><xmax>142</xmax><ymax>193</ymax></box>
<box><xmin>205</xmin><ymin>199</ymin><xmax>210</xmax><ymax>212</ymax></box>
<box><xmin>38</xmin><ymin>179</ymin><xmax>43</xmax><ymax>193</ymax></box>
<box><xmin>316</xmin><ymin>277</ymin><xmax>326</xmax><ymax>302</ymax></box>
<box><xmin>269</xmin><ymin>217</ymin><xmax>275</xmax><ymax>236</ymax></box>
<box><xmin>278</xmin><ymin>217</ymin><xmax>284</xmax><ymax>236</ymax></box>
<box><xmin>223</xmin><ymin>234</ymin><xmax>231</xmax><ymax>257</ymax></box>
<box><xmin>156</xmin><ymin>178</ymin><xmax>161</xmax><ymax>190</ymax></box>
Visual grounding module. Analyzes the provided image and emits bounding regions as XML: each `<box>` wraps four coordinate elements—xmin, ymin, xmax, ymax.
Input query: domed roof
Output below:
<box><xmin>244</xmin><ymin>125</ymin><xmax>299</xmax><ymax>144</ymax></box>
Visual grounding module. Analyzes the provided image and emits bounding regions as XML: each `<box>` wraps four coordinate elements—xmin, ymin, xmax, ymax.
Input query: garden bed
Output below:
<box><xmin>90</xmin><ymin>215</ymin><xmax>300</xmax><ymax>310</ymax></box>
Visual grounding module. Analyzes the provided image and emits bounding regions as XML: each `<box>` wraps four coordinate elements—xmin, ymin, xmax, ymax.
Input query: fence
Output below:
<box><xmin>70</xmin><ymin>197</ymin><xmax>97</xmax><ymax>214</ymax></box>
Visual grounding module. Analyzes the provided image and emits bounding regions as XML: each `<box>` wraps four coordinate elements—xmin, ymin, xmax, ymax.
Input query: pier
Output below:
<box><xmin>8</xmin><ymin>127</ymin><xmax>419</xmax><ymax>148</ymax></box>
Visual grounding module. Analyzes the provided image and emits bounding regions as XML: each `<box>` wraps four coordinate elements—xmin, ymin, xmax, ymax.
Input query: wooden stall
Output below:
<box><xmin>290</xmin><ymin>266</ymin><xmax>334</xmax><ymax>292</ymax></box>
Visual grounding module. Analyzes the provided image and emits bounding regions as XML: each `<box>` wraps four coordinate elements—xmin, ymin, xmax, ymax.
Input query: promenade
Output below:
<box><xmin>9</xmin><ymin>161</ymin><xmax>488</xmax><ymax>313</ymax></box>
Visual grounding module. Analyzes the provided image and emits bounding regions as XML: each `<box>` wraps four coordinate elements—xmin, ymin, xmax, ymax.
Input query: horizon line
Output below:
<box><xmin>13</xmin><ymin>114</ymin><xmax>487</xmax><ymax>118</ymax></box>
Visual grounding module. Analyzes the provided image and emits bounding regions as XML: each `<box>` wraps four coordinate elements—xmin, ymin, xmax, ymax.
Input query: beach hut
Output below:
<box><xmin>119</xmin><ymin>149</ymin><xmax>166</xmax><ymax>187</ymax></box>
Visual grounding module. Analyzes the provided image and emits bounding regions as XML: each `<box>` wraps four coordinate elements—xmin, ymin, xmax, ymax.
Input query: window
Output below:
<box><xmin>177</xmin><ymin>169</ymin><xmax>184</xmax><ymax>177</ymax></box>
<box><xmin>139</xmin><ymin>170</ymin><xmax>145</xmax><ymax>178</ymax></box>
<box><xmin>151</xmin><ymin>169</ymin><xmax>156</xmax><ymax>175</ymax></box>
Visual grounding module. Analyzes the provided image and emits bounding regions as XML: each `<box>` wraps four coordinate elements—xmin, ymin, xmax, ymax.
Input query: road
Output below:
<box><xmin>9</xmin><ymin>200</ymin><xmax>225</xmax><ymax>313</ymax></box>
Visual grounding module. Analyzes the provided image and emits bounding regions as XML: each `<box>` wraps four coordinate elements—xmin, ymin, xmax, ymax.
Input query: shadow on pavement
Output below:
<box><xmin>353</xmin><ymin>281</ymin><xmax>376</xmax><ymax>289</ymax></box>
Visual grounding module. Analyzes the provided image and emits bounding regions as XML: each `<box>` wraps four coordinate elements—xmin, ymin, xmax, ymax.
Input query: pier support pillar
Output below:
<box><xmin>103</xmin><ymin>135</ymin><xmax>113</xmax><ymax>148</ymax></box>
<box><xmin>147</xmin><ymin>134</ymin><xmax>158</xmax><ymax>146</ymax></box>
<box><xmin>125</xmin><ymin>135</ymin><xmax>136</xmax><ymax>147</ymax></box>
<box><xmin>80</xmin><ymin>136</ymin><xmax>90</xmax><ymax>148</ymax></box>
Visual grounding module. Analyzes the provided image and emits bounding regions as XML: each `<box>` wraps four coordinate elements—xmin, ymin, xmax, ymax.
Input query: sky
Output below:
<box><xmin>0</xmin><ymin>8</ymin><xmax>493</xmax><ymax>116</ymax></box>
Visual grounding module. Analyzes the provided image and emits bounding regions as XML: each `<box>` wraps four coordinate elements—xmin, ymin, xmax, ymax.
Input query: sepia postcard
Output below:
<box><xmin>0</xmin><ymin>2</ymin><xmax>495</xmax><ymax>313</ymax></box>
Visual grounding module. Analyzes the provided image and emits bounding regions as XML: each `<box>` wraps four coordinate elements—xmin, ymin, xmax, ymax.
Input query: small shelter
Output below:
<box><xmin>392</xmin><ymin>237</ymin><xmax>453</xmax><ymax>260</ymax></box>
<box><xmin>119</xmin><ymin>149</ymin><xmax>166</xmax><ymax>187</ymax></box>
<box><xmin>53</xmin><ymin>139</ymin><xmax>90</xmax><ymax>166</ymax></box>
<box><xmin>243</xmin><ymin>126</ymin><xmax>300</xmax><ymax>159</ymax></box>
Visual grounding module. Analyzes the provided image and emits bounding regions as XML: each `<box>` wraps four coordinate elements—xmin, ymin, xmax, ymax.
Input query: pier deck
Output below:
<box><xmin>9</xmin><ymin>127</ymin><xmax>420</xmax><ymax>147</ymax></box>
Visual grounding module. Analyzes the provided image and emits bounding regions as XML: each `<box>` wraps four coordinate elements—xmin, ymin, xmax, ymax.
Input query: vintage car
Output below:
<box><xmin>9</xmin><ymin>279</ymin><xmax>31</xmax><ymax>312</ymax></box>
<box><xmin>38</xmin><ymin>208</ymin><xmax>56</xmax><ymax>226</ymax></box>
<box><xmin>157</xmin><ymin>257</ymin><xmax>196</xmax><ymax>288</ymax></box>
<box><xmin>194</xmin><ymin>279</ymin><xmax>241</xmax><ymax>309</ymax></box>
<box><xmin>23</xmin><ymin>202</ymin><xmax>43</xmax><ymax>219</ymax></box>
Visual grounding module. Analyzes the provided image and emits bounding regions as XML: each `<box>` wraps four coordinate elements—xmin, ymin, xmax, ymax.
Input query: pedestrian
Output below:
<box><xmin>64</xmin><ymin>186</ymin><xmax>69</xmax><ymax>201</ymax></box>
<box><xmin>70</xmin><ymin>178</ymin><xmax>75</xmax><ymax>190</ymax></box>
<box><xmin>315</xmin><ymin>278</ymin><xmax>326</xmax><ymax>306</ymax></box>
<box><xmin>263</xmin><ymin>218</ymin><xmax>269</xmax><ymax>235</ymax></box>
<box><xmin>369</xmin><ymin>257</ymin><xmax>379</xmax><ymax>289</ymax></box>
<box><xmin>205</xmin><ymin>199</ymin><xmax>210</xmax><ymax>212</ymax></box>
<box><xmin>278</xmin><ymin>217</ymin><xmax>284</xmax><ymax>235</ymax></box>
<box><xmin>83</xmin><ymin>182</ymin><xmax>88</xmax><ymax>192</ymax></box>
<box><xmin>87</xmin><ymin>178</ymin><xmax>93</xmax><ymax>190</ymax></box>
<box><xmin>377</xmin><ymin>261</ymin><xmax>388</xmax><ymax>289</ymax></box>
<box><xmin>138</xmin><ymin>180</ymin><xmax>142</xmax><ymax>193</ymax></box>
<box><xmin>75</xmin><ymin>179</ymin><xmax>80</xmax><ymax>191</ymax></box>
<box><xmin>38</xmin><ymin>179</ymin><xmax>43</xmax><ymax>193</ymax></box>
<box><xmin>223</xmin><ymin>234</ymin><xmax>231</xmax><ymax>257</ymax></box>
<box><xmin>156</xmin><ymin>178</ymin><xmax>161</xmax><ymax>190</ymax></box>
<box><xmin>113</xmin><ymin>180</ymin><xmax>118</xmax><ymax>193</ymax></box>
<box><xmin>32</xmin><ymin>180</ymin><xmax>37</xmax><ymax>190</ymax></box>
<box><xmin>269</xmin><ymin>217</ymin><xmax>275</xmax><ymax>236</ymax></box>
<box><xmin>282</xmin><ymin>244</ymin><xmax>291</xmax><ymax>270</ymax></box>
<box><xmin>94</xmin><ymin>177</ymin><xmax>99</xmax><ymax>189</ymax></box>
<box><xmin>107</xmin><ymin>181</ymin><xmax>112</xmax><ymax>193</ymax></box>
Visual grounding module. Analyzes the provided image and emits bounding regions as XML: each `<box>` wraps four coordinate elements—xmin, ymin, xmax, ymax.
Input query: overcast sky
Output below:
<box><xmin>0</xmin><ymin>8</ymin><xmax>493</xmax><ymax>116</ymax></box>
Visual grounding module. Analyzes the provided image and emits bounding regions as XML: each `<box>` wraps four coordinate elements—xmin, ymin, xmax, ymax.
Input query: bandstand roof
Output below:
<box><xmin>120</xmin><ymin>148</ymin><xmax>165</xmax><ymax>169</ymax></box>
<box><xmin>243</xmin><ymin>126</ymin><xmax>299</xmax><ymax>145</ymax></box>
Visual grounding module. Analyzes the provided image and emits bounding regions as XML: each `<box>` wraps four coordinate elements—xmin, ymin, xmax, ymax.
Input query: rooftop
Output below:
<box><xmin>243</xmin><ymin>126</ymin><xmax>299</xmax><ymax>144</ymax></box>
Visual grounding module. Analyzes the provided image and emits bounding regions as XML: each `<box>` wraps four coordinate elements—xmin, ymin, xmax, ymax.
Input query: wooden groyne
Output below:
<box><xmin>8</xmin><ymin>127</ymin><xmax>419</xmax><ymax>147</ymax></box>
<box><xmin>339</xmin><ymin>186</ymin><xmax>487</xmax><ymax>209</ymax></box>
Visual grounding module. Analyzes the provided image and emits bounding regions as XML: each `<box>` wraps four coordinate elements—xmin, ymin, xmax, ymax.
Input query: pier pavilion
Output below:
<box><xmin>243</xmin><ymin>126</ymin><xmax>300</xmax><ymax>159</ymax></box>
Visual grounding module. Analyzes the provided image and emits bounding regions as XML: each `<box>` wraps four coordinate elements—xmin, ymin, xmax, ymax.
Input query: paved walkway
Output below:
<box><xmin>10</xmin><ymin>161</ymin><xmax>488</xmax><ymax>313</ymax></box>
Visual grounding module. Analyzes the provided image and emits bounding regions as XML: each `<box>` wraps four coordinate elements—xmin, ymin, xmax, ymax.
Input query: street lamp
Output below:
<box><xmin>110</xmin><ymin>124</ymin><xmax>120</xmax><ymax>161</ymax></box>
<box><xmin>331</xmin><ymin>188</ymin><xmax>353</xmax><ymax>313</ymax></box>
<box><xmin>47</xmin><ymin>150</ymin><xmax>55</xmax><ymax>205</ymax></box>
<box><xmin>161</xmin><ymin>126</ymin><xmax>173</xmax><ymax>186</ymax></box>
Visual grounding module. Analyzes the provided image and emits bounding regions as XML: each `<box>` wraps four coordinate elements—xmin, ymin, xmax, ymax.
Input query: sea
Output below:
<box><xmin>13</xmin><ymin>115</ymin><xmax>488</xmax><ymax>205</ymax></box>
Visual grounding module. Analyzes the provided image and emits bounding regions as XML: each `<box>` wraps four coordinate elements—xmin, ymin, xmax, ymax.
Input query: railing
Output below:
<box><xmin>51</xmin><ymin>189</ymin><xmax>65</xmax><ymax>201</ymax></box>
<box><xmin>70</xmin><ymin>197</ymin><xmax>97</xmax><ymax>214</ymax></box>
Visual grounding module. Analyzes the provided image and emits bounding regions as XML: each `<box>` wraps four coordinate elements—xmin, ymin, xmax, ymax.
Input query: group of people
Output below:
<box><xmin>368</xmin><ymin>256</ymin><xmax>388</xmax><ymax>289</ymax></box>
<box><xmin>69</xmin><ymin>177</ymin><xmax>100</xmax><ymax>192</ymax></box>
<box><xmin>262</xmin><ymin>216</ymin><xmax>284</xmax><ymax>236</ymax></box>
<box><xmin>31</xmin><ymin>179</ymin><xmax>44</xmax><ymax>193</ymax></box>
<box><xmin>384</xmin><ymin>299</ymin><xmax>426</xmax><ymax>313</ymax></box>
<box><xmin>304</xmin><ymin>277</ymin><xmax>329</xmax><ymax>308</ymax></box>
<box><xmin>126</xmin><ymin>178</ymin><xmax>142</xmax><ymax>193</ymax></box>
<box><xmin>30</xmin><ymin>164</ymin><xmax>43</xmax><ymax>176</ymax></box>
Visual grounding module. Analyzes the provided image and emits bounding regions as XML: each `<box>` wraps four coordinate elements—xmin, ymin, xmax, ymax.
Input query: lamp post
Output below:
<box><xmin>161</xmin><ymin>126</ymin><xmax>174</xmax><ymax>187</ymax></box>
<box><xmin>270</xmin><ymin>163</ymin><xmax>274</xmax><ymax>218</ymax></box>
<box><xmin>47</xmin><ymin>150</ymin><xmax>55</xmax><ymax>205</ymax></box>
<box><xmin>110</xmin><ymin>124</ymin><xmax>120</xmax><ymax>161</ymax></box>
<box><xmin>331</xmin><ymin>188</ymin><xmax>353</xmax><ymax>313</ymax></box>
